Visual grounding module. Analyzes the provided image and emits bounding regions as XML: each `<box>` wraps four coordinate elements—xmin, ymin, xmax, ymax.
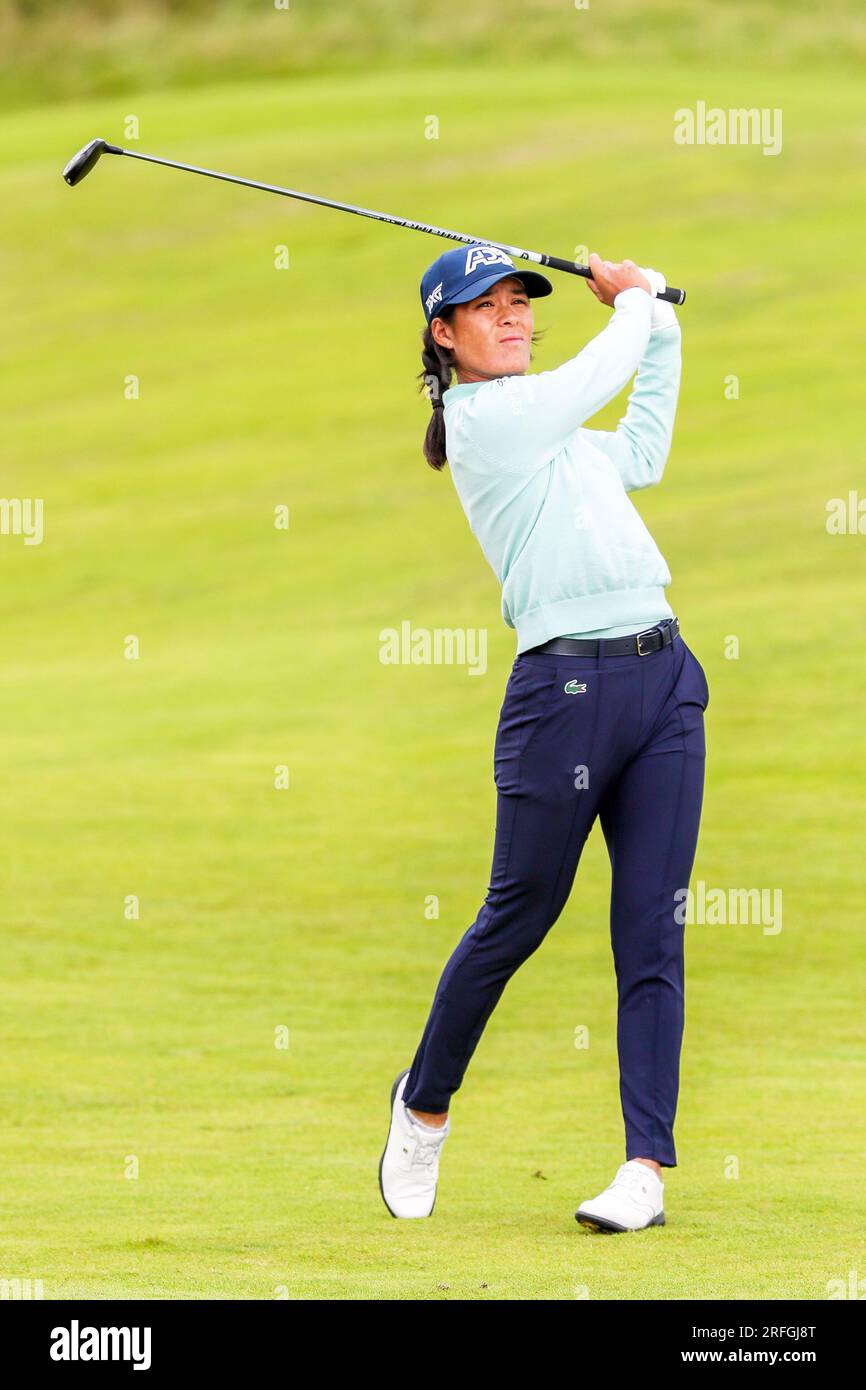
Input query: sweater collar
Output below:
<box><xmin>443</xmin><ymin>380</ymin><xmax>486</xmax><ymax>406</ymax></box>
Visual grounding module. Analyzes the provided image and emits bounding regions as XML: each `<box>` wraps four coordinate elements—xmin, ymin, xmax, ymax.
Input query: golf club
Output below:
<box><xmin>62</xmin><ymin>137</ymin><xmax>687</xmax><ymax>305</ymax></box>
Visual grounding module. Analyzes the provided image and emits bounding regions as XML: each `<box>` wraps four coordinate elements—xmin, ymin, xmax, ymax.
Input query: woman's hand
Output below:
<box><xmin>585</xmin><ymin>253</ymin><xmax>652</xmax><ymax>307</ymax></box>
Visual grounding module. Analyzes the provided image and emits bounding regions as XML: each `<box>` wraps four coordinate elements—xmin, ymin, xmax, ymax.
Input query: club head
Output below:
<box><xmin>62</xmin><ymin>138</ymin><xmax>115</xmax><ymax>187</ymax></box>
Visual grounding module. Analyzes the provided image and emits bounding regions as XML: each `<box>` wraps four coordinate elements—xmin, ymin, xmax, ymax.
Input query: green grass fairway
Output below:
<box><xmin>2</xmin><ymin>57</ymin><xmax>865</xmax><ymax>1300</ymax></box>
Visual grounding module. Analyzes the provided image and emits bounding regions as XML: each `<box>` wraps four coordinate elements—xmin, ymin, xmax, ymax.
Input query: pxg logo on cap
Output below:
<box><xmin>419</xmin><ymin>243</ymin><xmax>553</xmax><ymax>325</ymax></box>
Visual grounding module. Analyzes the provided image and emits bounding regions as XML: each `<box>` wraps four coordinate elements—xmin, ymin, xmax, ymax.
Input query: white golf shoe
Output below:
<box><xmin>575</xmin><ymin>1160</ymin><xmax>666</xmax><ymax>1232</ymax></box>
<box><xmin>379</xmin><ymin>1068</ymin><xmax>450</xmax><ymax>1218</ymax></box>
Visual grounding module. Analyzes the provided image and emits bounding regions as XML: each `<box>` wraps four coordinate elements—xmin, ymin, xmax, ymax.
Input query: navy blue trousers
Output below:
<box><xmin>402</xmin><ymin>623</ymin><xmax>709</xmax><ymax>1168</ymax></box>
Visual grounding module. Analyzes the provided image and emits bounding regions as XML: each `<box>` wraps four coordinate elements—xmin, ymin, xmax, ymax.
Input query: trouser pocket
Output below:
<box><xmin>684</xmin><ymin>643</ymin><xmax>710</xmax><ymax>710</ymax></box>
<box><xmin>494</xmin><ymin>658</ymin><xmax>560</xmax><ymax>785</ymax></box>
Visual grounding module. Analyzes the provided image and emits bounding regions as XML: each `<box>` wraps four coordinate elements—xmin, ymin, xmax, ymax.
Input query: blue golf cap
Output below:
<box><xmin>420</xmin><ymin>243</ymin><xmax>553</xmax><ymax>325</ymax></box>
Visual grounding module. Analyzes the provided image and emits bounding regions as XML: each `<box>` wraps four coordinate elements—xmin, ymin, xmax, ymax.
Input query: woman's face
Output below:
<box><xmin>431</xmin><ymin>275</ymin><xmax>534</xmax><ymax>383</ymax></box>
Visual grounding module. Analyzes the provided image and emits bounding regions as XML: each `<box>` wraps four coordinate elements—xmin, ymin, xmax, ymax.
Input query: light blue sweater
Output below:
<box><xmin>442</xmin><ymin>286</ymin><xmax>680</xmax><ymax>654</ymax></box>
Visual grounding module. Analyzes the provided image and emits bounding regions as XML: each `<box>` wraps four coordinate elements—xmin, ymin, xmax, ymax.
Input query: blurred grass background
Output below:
<box><xmin>1</xmin><ymin>1</ymin><xmax>865</xmax><ymax>1300</ymax></box>
<box><xmin>1</xmin><ymin>0</ymin><xmax>866</xmax><ymax>109</ymax></box>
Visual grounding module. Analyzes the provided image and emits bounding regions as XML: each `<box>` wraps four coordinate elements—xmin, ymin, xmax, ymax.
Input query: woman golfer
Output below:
<box><xmin>379</xmin><ymin>244</ymin><xmax>709</xmax><ymax>1232</ymax></box>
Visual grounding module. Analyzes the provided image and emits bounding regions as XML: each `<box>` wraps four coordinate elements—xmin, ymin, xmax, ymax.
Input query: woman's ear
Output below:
<box><xmin>431</xmin><ymin>316</ymin><xmax>454</xmax><ymax>352</ymax></box>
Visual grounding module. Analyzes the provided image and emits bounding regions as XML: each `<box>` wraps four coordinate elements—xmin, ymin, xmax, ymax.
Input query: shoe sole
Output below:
<box><xmin>575</xmin><ymin>1210</ymin><xmax>665</xmax><ymax>1233</ymax></box>
<box><xmin>378</xmin><ymin>1067</ymin><xmax>416</xmax><ymax>1219</ymax></box>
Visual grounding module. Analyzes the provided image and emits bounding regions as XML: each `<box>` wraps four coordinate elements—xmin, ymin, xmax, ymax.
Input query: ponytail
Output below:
<box><xmin>417</xmin><ymin>306</ymin><xmax>456</xmax><ymax>471</ymax></box>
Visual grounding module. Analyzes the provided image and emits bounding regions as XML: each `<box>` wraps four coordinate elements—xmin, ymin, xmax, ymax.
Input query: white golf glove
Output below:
<box><xmin>638</xmin><ymin>265</ymin><xmax>679</xmax><ymax>330</ymax></box>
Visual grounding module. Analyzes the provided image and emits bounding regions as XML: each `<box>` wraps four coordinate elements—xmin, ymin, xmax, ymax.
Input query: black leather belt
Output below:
<box><xmin>526</xmin><ymin>616</ymin><xmax>680</xmax><ymax>658</ymax></box>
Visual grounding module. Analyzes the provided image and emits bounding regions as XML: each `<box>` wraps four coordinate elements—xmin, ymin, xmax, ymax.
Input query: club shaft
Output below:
<box><xmin>108</xmin><ymin>146</ymin><xmax>686</xmax><ymax>305</ymax></box>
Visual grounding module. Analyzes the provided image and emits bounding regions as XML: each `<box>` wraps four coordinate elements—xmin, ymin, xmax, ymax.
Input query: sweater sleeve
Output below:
<box><xmin>454</xmin><ymin>287</ymin><xmax>654</xmax><ymax>473</ymax></box>
<box><xmin>578</xmin><ymin>318</ymin><xmax>682</xmax><ymax>492</ymax></box>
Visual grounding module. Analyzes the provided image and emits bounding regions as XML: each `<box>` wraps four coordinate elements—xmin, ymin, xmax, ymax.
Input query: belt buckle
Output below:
<box><xmin>636</xmin><ymin>627</ymin><xmax>657</xmax><ymax>656</ymax></box>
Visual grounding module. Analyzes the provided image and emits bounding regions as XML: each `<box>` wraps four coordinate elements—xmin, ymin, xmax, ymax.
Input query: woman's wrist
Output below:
<box><xmin>638</xmin><ymin>266</ymin><xmax>679</xmax><ymax>331</ymax></box>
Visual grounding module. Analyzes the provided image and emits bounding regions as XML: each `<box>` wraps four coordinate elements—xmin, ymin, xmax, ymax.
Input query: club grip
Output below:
<box><xmin>542</xmin><ymin>254</ymin><xmax>686</xmax><ymax>306</ymax></box>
